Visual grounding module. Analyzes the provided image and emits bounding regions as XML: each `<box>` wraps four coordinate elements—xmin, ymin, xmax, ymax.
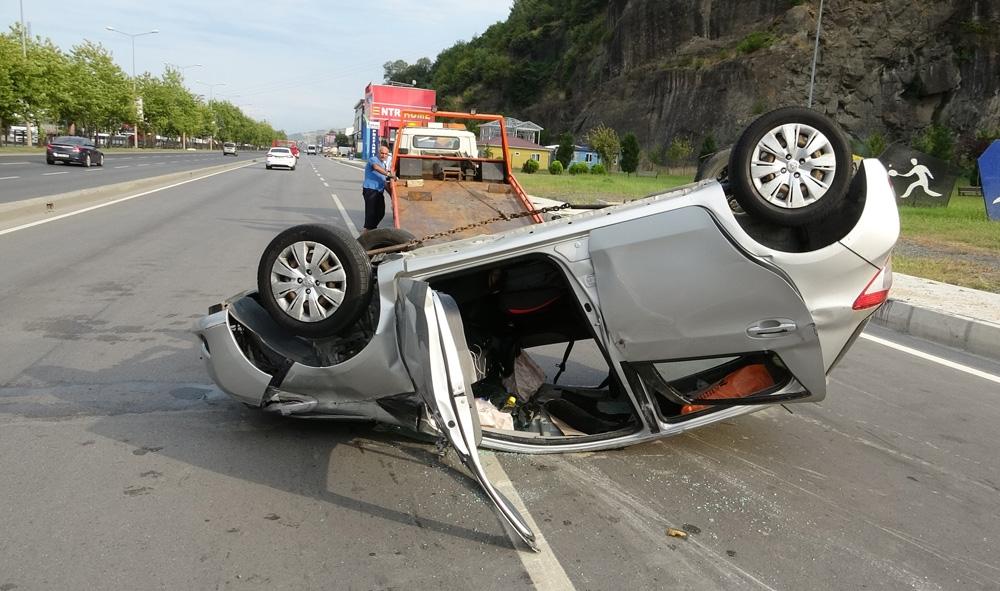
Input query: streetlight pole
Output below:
<box><xmin>807</xmin><ymin>0</ymin><xmax>825</xmax><ymax>109</ymax></box>
<box><xmin>195</xmin><ymin>81</ymin><xmax>227</xmax><ymax>150</ymax></box>
<box><xmin>19</xmin><ymin>0</ymin><xmax>31</xmax><ymax>147</ymax></box>
<box><xmin>106</xmin><ymin>26</ymin><xmax>159</xmax><ymax>148</ymax></box>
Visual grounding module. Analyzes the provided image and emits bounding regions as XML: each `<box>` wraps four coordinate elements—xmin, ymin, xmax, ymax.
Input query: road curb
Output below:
<box><xmin>872</xmin><ymin>298</ymin><xmax>1000</xmax><ymax>361</ymax></box>
<box><xmin>0</xmin><ymin>159</ymin><xmax>258</xmax><ymax>228</ymax></box>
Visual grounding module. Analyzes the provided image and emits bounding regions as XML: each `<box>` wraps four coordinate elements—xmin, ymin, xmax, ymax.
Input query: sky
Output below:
<box><xmin>2</xmin><ymin>0</ymin><xmax>515</xmax><ymax>133</ymax></box>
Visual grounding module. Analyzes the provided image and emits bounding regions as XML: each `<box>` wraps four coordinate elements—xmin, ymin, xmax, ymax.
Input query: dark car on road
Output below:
<box><xmin>46</xmin><ymin>136</ymin><xmax>104</xmax><ymax>167</ymax></box>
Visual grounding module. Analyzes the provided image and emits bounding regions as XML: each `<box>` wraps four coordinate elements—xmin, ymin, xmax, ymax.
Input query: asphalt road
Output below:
<box><xmin>0</xmin><ymin>150</ymin><xmax>259</xmax><ymax>204</ymax></box>
<box><xmin>1</xmin><ymin>156</ymin><xmax>998</xmax><ymax>590</ymax></box>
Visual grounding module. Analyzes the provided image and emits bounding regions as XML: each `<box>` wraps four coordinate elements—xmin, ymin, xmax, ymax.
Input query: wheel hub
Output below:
<box><xmin>748</xmin><ymin>123</ymin><xmax>837</xmax><ymax>210</ymax></box>
<box><xmin>268</xmin><ymin>240</ymin><xmax>348</xmax><ymax>323</ymax></box>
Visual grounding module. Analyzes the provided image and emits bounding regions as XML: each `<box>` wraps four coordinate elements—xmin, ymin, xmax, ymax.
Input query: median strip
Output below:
<box><xmin>0</xmin><ymin>158</ymin><xmax>258</xmax><ymax>234</ymax></box>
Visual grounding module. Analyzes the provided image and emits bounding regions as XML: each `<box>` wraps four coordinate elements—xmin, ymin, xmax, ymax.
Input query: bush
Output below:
<box><xmin>913</xmin><ymin>125</ymin><xmax>955</xmax><ymax>162</ymax></box>
<box><xmin>521</xmin><ymin>158</ymin><xmax>540</xmax><ymax>174</ymax></box>
<box><xmin>548</xmin><ymin>160</ymin><xmax>564</xmax><ymax>175</ymax></box>
<box><xmin>590</xmin><ymin>163</ymin><xmax>607</xmax><ymax>175</ymax></box>
<box><xmin>736</xmin><ymin>31</ymin><xmax>776</xmax><ymax>54</ymax></box>
<box><xmin>568</xmin><ymin>162</ymin><xmax>590</xmax><ymax>175</ymax></box>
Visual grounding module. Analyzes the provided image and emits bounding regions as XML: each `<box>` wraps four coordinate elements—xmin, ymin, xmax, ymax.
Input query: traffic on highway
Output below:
<box><xmin>1</xmin><ymin>150</ymin><xmax>998</xmax><ymax>590</ymax></box>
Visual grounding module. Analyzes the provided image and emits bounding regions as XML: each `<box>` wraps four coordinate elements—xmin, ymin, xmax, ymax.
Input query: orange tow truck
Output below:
<box><xmin>383</xmin><ymin>111</ymin><xmax>546</xmax><ymax>246</ymax></box>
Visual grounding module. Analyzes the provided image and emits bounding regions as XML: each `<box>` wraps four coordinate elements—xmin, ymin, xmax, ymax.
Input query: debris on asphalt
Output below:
<box><xmin>666</xmin><ymin>527</ymin><xmax>689</xmax><ymax>539</ymax></box>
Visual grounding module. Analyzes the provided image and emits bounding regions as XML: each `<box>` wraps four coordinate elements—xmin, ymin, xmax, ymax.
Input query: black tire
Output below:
<box><xmin>266</xmin><ymin>165</ymin><xmax>272</xmax><ymax>170</ymax></box>
<box><xmin>357</xmin><ymin>228</ymin><xmax>417</xmax><ymax>252</ymax></box>
<box><xmin>695</xmin><ymin>148</ymin><xmax>731</xmax><ymax>182</ymax></box>
<box><xmin>46</xmin><ymin>157</ymin><xmax>55</xmax><ymax>165</ymax></box>
<box><xmin>729</xmin><ymin>107</ymin><xmax>851</xmax><ymax>227</ymax></box>
<box><xmin>97</xmin><ymin>154</ymin><xmax>104</xmax><ymax>167</ymax></box>
<box><xmin>257</xmin><ymin>224</ymin><xmax>373</xmax><ymax>338</ymax></box>
<box><xmin>84</xmin><ymin>154</ymin><xmax>91</xmax><ymax>167</ymax></box>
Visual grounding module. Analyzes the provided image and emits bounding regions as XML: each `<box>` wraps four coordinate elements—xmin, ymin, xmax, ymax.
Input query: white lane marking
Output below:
<box><xmin>0</xmin><ymin>162</ymin><xmax>29</xmax><ymax>166</ymax></box>
<box><xmin>861</xmin><ymin>333</ymin><xmax>1000</xmax><ymax>384</ymax></box>
<box><xmin>136</xmin><ymin>163</ymin><xmax>150</xmax><ymax>167</ymax></box>
<box><xmin>322</xmin><ymin>182</ymin><xmax>329</xmax><ymax>187</ymax></box>
<box><xmin>0</xmin><ymin>161</ymin><xmax>255</xmax><ymax>237</ymax></box>
<box><xmin>0</xmin><ymin>175</ymin><xmax>20</xmax><ymax>180</ymax></box>
<box><xmin>319</xmin><ymin>177</ymin><xmax>325</xmax><ymax>182</ymax></box>
<box><xmin>114</xmin><ymin>165</ymin><xmax>129</xmax><ymax>169</ymax></box>
<box><xmin>42</xmin><ymin>171</ymin><xmax>68</xmax><ymax>176</ymax></box>
<box><xmin>330</xmin><ymin>193</ymin><xmax>359</xmax><ymax>236</ymax></box>
<box><xmin>481</xmin><ymin>454</ymin><xmax>576</xmax><ymax>591</ymax></box>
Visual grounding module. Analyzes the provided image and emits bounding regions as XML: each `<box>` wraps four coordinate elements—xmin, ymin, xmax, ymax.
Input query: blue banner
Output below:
<box><xmin>979</xmin><ymin>140</ymin><xmax>1000</xmax><ymax>222</ymax></box>
<box><xmin>363</xmin><ymin>122</ymin><xmax>380</xmax><ymax>160</ymax></box>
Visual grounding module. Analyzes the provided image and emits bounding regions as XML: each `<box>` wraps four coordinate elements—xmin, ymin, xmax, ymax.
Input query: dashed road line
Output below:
<box><xmin>330</xmin><ymin>193</ymin><xmax>359</xmax><ymax>236</ymax></box>
<box><xmin>482</xmin><ymin>455</ymin><xmax>576</xmax><ymax>590</ymax></box>
<box><xmin>323</xmin><ymin>182</ymin><xmax>329</xmax><ymax>187</ymax></box>
<box><xmin>0</xmin><ymin>162</ymin><xmax>28</xmax><ymax>166</ymax></box>
<box><xmin>861</xmin><ymin>333</ymin><xmax>1000</xmax><ymax>384</ymax></box>
<box><xmin>0</xmin><ymin>175</ymin><xmax>19</xmax><ymax>180</ymax></box>
<box><xmin>114</xmin><ymin>165</ymin><xmax>129</xmax><ymax>169</ymax></box>
<box><xmin>42</xmin><ymin>171</ymin><xmax>68</xmax><ymax>176</ymax></box>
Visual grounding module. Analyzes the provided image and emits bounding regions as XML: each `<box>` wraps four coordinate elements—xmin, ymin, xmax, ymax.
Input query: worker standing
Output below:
<box><xmin>361</xmin><ymin>145</ymin><xmax>393</xmax><ymax>234</ymax></box>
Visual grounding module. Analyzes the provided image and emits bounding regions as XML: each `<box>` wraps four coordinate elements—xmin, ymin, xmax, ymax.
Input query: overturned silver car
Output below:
<box><xmin>194</xmin><ymin>108</ymin><xmax>899</xmax><ymax>548</ymax></box>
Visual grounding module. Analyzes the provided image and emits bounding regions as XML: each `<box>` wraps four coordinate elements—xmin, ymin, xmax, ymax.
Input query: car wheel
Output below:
<box><xmin>46</xmin><ymin>157</ymin><xmax>55</xmax><ymax>165</ymax></box>
<box><xmin>98</xmin><ymin>154</ymin><xmax>104</xmax><ymax>167</ymax></box>
<box><xmin>257</xmin><ymin>224</ymin><xmax>373</xmax><ymax>338</ymax></box>
<box><xmin>266</xmin><ymin>165</ymin><xmax>272</xmax><ymax>169</ymax></box>
<box><xmin>291</xmin><ymin>165</ymin><xmax>296</xmax><ymax>171</ymax></box>
<box><xmin>84</xmin><ymin>154</ymin><xmax>92</xmax><ymax>167</ymax></box>
<box><xmin>729</xmin><ymin>107</ymin><xmax>851</xmax><ymax>227</ymax></box>
<box><xmin>695</xmin><ymin>149</ymin><xmax>731</xmax><ymax>183</ymax></box>
<box><xmin>357</xmin><ymin>228</ymin><xmax>417</xmax><ymax>252</ymax></box>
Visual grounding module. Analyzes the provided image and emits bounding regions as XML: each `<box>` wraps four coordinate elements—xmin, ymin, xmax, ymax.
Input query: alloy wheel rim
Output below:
<box><xmin>269</xmin><ymin>241</ymin><xmax>348</xmax><ymax>323</ymax></box>
<box><xmin>749</xmin><ymin>123</ymin><xmax>836</xmax><ymax>209</ymax></box>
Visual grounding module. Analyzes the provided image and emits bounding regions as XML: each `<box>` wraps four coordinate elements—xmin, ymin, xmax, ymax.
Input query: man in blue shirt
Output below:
<box><xmin>362</xmin><ymin>145</ymin><xmax>393</xmax><ymax>234</ymax></box>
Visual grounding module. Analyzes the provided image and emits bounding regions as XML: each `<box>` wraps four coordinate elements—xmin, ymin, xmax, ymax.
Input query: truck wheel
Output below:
<box><xmin>357</xmin><ymin>228</ymin><xmax>417</xmax><ymax>252</ymax></box>
<box><xmin>257</xmin><ymin>224</ymin><xmax>373</xmax><ymax>338</ymax></box>
<box><xmin>729</xmin><ymin>107</ymin><xmax>851</xmax><ymax>227</ymax></box>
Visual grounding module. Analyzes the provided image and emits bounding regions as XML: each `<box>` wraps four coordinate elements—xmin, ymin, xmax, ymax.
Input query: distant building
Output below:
<box><xmin>544</xmin><ymin>144</ymin><xmax>602</xmax><ymax>167</ymax></box>
<box><xmin>479</xmin><ymin>117</ymin><xmax>544</xmax><ymax>145</ymax></box>
<box><xmin>481</xmin><ymin>136</ymin><xmax>551</xmax><ymax>170</ymax></box>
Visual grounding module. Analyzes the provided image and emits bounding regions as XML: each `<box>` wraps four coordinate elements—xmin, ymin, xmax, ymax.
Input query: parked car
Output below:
<box><xmin>46</xmin><ymin>136</ymin><xmax>104</xmax><ymax>167</ymax></box>
<box><xmin>265</xmin><ymin>147</ymin><xmax>296</xmax><ymax>170</ymax></box>
<box><xmin>222</xmin><ymin>142</ymin><xmax>238</xmax><ymax>157</ymax></box>
<box><xmin>306</xmin><ymin>144</ymin><xmax>317</xmax><ymax>155</ymax></box>
<box><xmin>194</xmin><ymin>108</ymin><xmax>899</xmax><ymax>549</ymax></box>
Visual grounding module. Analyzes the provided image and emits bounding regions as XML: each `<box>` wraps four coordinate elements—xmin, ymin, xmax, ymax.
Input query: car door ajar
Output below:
<box><xmin>395</xmin><ymin>278</ymin><xmax>537</xmax><ymax>550</ymax></box>
<box><xmin>588</xmin><ymin>206</ymin><xmax>826</xmax><ymax>406</ymax></box>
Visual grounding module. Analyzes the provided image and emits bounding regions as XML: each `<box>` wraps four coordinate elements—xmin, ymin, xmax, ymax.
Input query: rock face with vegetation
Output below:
<box><xmin>389</xmin><ymin>0</ymin><xmax>999</xmax><ymax>159</ymax></box>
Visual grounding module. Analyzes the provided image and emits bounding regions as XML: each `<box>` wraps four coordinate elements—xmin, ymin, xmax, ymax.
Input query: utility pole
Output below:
<box><xmin>20</xmin><ymin>0</ymin><xmax>31</xmax><ymax>147</ymax></box>
<box><xmin>808</xmin><ymin>0</ymin><xmax>825</xmax><ymax>108</ymax></box>
<box><xmin>106</xmin><ymin>26</ymin><xmax>159</xmax><ymax>148</ymax></box>
<box><xmin>196</xmin><ymin>81</ymin><xmax>227</xmax><ymax>150</ymax></box>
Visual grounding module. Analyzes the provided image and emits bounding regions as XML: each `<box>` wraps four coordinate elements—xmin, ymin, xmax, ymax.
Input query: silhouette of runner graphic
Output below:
<box><xmin>888</xmin><ymin>158</ymin><xmax>942</xmax><ymax>199</ymax></box>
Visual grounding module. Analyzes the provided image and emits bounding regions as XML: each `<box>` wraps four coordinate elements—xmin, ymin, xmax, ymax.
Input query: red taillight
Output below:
<box><xmin>853</xmin><ymin>258</ymin><xmax>893</xmax><ymax>310</ymax></box>
<box><xmin>46</xmin><ymin>143</ymin><xmax>53</xmax><ymax>149</ymax></box>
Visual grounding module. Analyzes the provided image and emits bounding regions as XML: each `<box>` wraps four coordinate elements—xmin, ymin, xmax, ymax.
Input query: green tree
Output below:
<box><xmin>586</xmin><ymin>124</ymin><xmax>620</xmax><ymax>170</ymax></box>
<box><xmin>666</xmin><ymin>136</ymin><xmax>693</xmax><ymax>166</ymax></box>
<box><xmin>620</xmin><ymin>132</ymin><xmax>640</xmax><ymax>175</ymax></box>
<box><xmin>913</xmin><ymin>125</ymin><xmax>955</xmax><ymax>161</ymax></box>
<box><xmin>698</xmin><ymin>134</ymin><xmax>718</xmax><ymax>160</ymax></box>
<box><xmin>383</xmin><ymin>57</ymin><xmax>433</xmax><ymax>87</ymax></box>
<box><xmin>335</xmin><ymin>132</ymin><xmax>351</xmax><ymax>147</ymax></box>
<box><xmin>64</xmin><ymin>41</ymin><xmax>133</xmax><ymax>139</ymax></box>
<box><xmin>555</xmin><ymin>132</ymin><xmax>574</xmax><ymax>168</ymax></box>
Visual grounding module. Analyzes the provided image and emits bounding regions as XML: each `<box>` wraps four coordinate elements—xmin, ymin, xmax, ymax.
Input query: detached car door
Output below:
<box><xmin>588</xmin><ymin>206</ymin><xmax>826</xmax><ymax>411</ymax></box>
<box><xmin>395</xmin><ymin>278</ymin><xmax>537</xmax><ymax>550</ymax></box>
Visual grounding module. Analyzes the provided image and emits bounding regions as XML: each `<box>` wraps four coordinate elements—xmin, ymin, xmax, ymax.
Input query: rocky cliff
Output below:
<box><xmin>518</xmin><ymin>0</ymin><xmax>1000</xmax><ymax>153</ymax></box>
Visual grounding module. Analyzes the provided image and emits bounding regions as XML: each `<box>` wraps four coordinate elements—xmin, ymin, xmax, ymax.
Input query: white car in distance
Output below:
<box><xmin>266</xmin><ymin>147</ymin><xmax>296</xmax><ymax>170</ymax></box>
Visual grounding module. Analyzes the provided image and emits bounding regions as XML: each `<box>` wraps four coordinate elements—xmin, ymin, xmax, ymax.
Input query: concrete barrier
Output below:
<box><xmin>0</xmin><ymin>158</ymin><xmax>258</xmax><ymax>228</ymax></box>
